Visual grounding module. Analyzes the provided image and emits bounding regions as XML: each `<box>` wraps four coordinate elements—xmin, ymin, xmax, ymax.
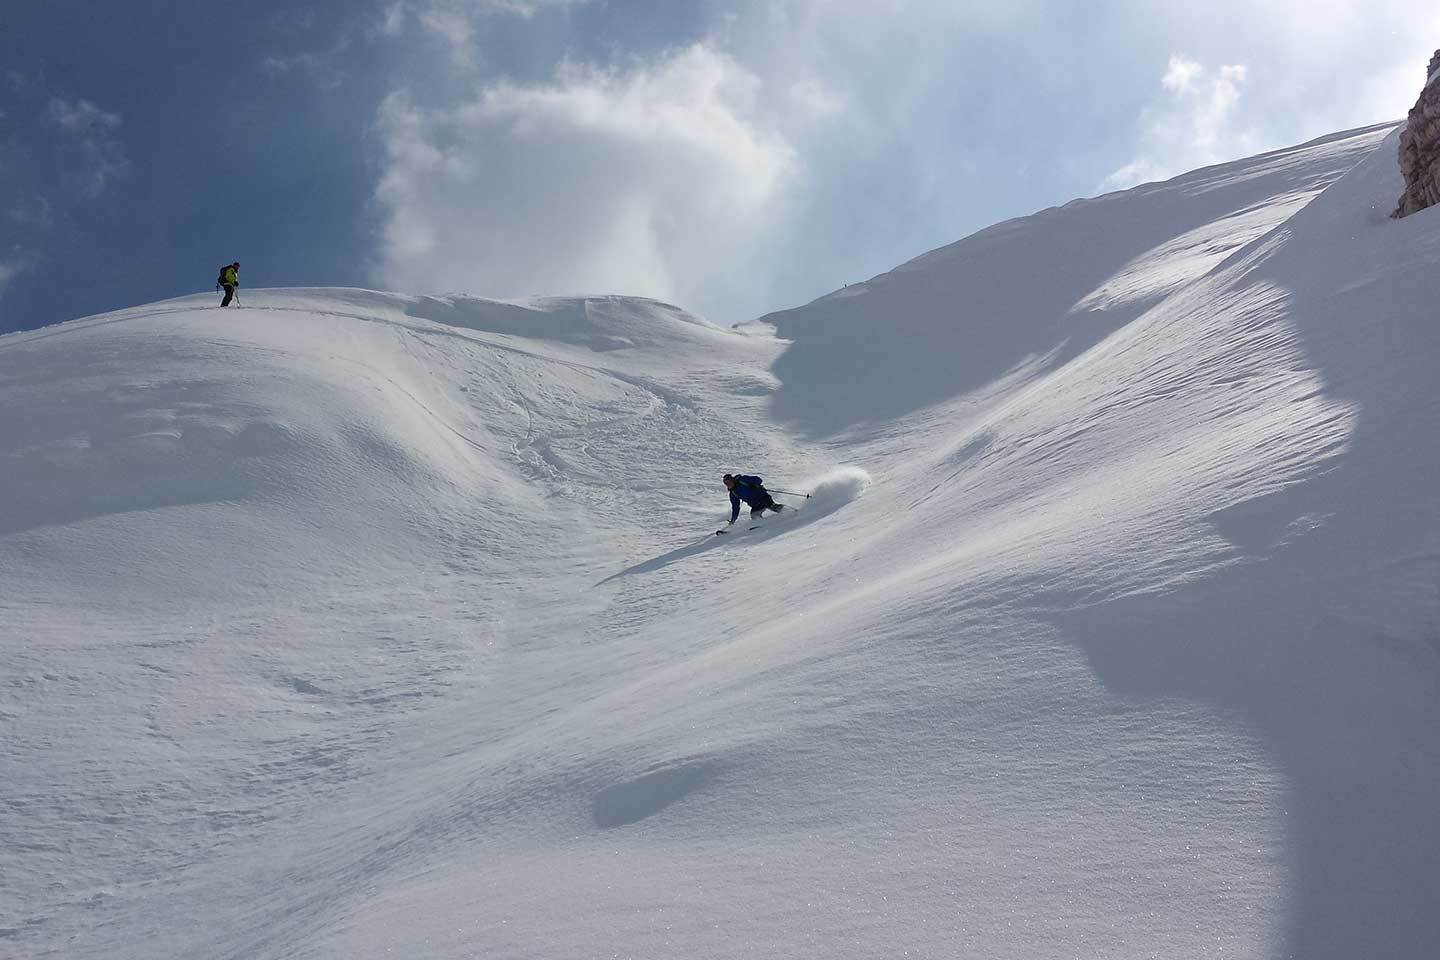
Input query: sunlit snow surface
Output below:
<box><xmin>5</xmin><ymin>122</ymin><xmax>1440</xmax><ymax>959</ymax></box>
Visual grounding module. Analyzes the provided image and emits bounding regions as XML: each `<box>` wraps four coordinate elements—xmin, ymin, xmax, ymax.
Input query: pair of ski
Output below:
<box><xmin>715</xmin><ymin>512</ymin><xmax>785</xmax><ymax>536</ymax></box>
<box><xmin>715</xmin><ymin>524</ymin><xmax>765</xmax><ymax>536</ymax></box>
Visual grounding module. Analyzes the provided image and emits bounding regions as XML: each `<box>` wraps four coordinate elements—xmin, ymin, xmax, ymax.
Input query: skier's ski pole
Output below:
<box><xmin>769</xmin><ymin>488</ymin><xmax>810</xmax><ymax>499</ymax></box>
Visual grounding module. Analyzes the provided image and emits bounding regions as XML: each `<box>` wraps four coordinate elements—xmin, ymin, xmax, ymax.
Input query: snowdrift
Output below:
<box><xmin>6</xmin><ymin>120</ymin><xmax>1440</xmax><ymax>960</ymax></box>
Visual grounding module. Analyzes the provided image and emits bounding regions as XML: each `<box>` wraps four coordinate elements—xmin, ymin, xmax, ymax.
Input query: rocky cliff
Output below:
<box><xmin>1395</xmin><ymin>50</ymin><xmax>1440</xmax><ymax>218</ymax></box>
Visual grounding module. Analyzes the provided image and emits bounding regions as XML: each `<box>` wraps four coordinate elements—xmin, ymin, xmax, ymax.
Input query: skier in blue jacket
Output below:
<box><xmin>723</xmin><ymin>473</ymin><xmax>785</xmax><ymax>526</ymax></box>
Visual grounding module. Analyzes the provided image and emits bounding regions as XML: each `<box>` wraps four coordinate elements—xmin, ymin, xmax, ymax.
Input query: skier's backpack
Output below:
<box><xmin>216</xmin><ymin>266</ymin><xmax>227</xmax><ymax>287</ymax></box>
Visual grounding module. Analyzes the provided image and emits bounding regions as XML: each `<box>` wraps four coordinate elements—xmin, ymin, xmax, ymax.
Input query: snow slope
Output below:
<box><xmin>5</xmin><ymin>120</ymin><xmax>1440</xmax><ymax>959</ymax></box>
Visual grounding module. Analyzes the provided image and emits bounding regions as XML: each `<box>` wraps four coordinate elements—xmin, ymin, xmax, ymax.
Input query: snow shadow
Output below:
<box><xmin>1059</xmin><ymin>557</ymin><xmax>1440</xmax><ymax>959</ymax></box>
<box><xmin>598</xmin><ymin>468</ymin><xmax>869</xmax><ymax>584</ymax></box>
<box><xmin>1063</xmin><ymin>136</ymin><xmax>1440</xmax><ymax>959</ymax></box>
<box><xmin>597</xmin><ymin>536</ymin><xmax>724</xmax><ymax>584</ymax></box>
<box><xmin>590</xmin><ymin>757</ymin><xmax>722</xmax><ymax>829</ymax></box>
<box><xmin>0</xmin><ymin>344</ymin><xmax>295</xmax><ymax>537</ymax></box>
<box><xmin>757</xmin><ymin>128</ymin><xmax>1389</xmax><ymax>438</ymax></box>
<box><xmin>404</xmin><ymin>294</ymin><xmax>705</xmax><ymax>352</ymax></box>
<box><xmin>406</xmin><ymin>296</ymin><xmax>629</xmax><ymax>350</ymax></box>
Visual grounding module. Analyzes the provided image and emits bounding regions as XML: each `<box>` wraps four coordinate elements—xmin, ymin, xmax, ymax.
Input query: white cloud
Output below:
<box><xmin>785</xmin><ymin>78</ymin><xmax>847</xmax><ymax>123</ymax></box>
<box><xmin>366</xmin><ymin>0</ymin><xmax>1440</xmax><ymax>322</ymax></box>
<box><xmin>374</xmin><ymin>44</ymin><xmax>803</xmax><ymax>322</ymax></box>
<box><xmin>380</xmin><ymin>3</ymin><xmax>407</xmax><ymax>35</ymax></box>
<box><xmin>1102</xmin><ymin>56</ymin><xmax>1262</xmax><ymax>191</ymax></box>
<box><xmin>7</xmin><ymin>196</ymin><xmax>54</xmax><ymax>229</ymax></box>
<box><xmin>47</xmin><ymin>97</ymin><xmax>129</xmax><ymax>198</ymax></box>
<box><xmin>261</xmin><ymin>28</ymin><xmax>359</xmax><ymax>89</ymax></box>
<box><xmin>261</xmin><ymin>51</ymin><xmax>328</xmax><ymax>79</ymax></box>
<box><xmin>413</xmin><ymin>7</ymin><xmax>476</xmax><ymax>68</ymax></box>
<box><xmin>385</xmin><ymin>0</ymin><xmax>584</xmax><ymax>22</ymax></box>
<box><xmin>457</xmin><ymin>0</ymin><xmax>583</xmax><ymax>14</ymax></box>
<box><xmin>370</xmin><ymin>0</ymin><xmax>1042</xmax><ymax>316</ymax></box>
<box><xmin>48</xmin><ymin>97</ymin><xmax>121</xmax><ymax>134</ymax></box>
<box><xmin>1161</xmin><ymin>56</ymin><xmax>1205</xmax><ymax>93</ymax></box>
<box><xmin>0</xmin><ymin>250</ymin><xmax>38</xmax><ymax>298</ymax></box>
<box><xmin>1114</xmin><ymin>3</ymin><xmax>1440</xmax><ymax>162</ymax></box>
<box><xmin>383</xmin><ymin>0</ymin><xmax>590</xmax><ymax>66</ymax></box>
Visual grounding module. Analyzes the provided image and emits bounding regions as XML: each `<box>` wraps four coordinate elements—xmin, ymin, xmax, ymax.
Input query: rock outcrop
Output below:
<box><xmin>1395</xmin><ymin>50</ymin><xmax>1440</xmax><ymax>218</ymax></box>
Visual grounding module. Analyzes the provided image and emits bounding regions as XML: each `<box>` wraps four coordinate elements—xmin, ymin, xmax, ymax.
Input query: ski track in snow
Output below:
<box><xmin>5</xmin><ymin>121</ymin><xmax>1440</xmax><ymax>959</ymax></box>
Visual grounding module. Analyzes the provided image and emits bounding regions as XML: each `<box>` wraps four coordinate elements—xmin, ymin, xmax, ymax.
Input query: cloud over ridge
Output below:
<box><xmin>374</xmin><ymin>44</ymin><xmax>802</xmax><ymax>322</ymax></box>
<box><xmin>1103</xmin><ymin>55</ymin><xmax>1261</xmax><ymax>191</ymax></box>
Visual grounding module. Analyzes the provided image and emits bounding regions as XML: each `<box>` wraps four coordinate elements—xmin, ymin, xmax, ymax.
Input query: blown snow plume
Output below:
<box><xmin>792</xmin><ymin>465</ymin><xmax>870</xmax><ymax>514</ymax></box>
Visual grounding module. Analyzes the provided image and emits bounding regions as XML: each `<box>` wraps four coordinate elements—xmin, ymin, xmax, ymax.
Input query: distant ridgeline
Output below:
<box><xmin>1395</xmin><ymin>49</ymin><xmax>1440</xmax><ymax>217</ymax></box>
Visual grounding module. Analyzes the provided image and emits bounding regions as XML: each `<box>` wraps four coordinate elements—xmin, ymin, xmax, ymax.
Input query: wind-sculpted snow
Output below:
<box><xmin>6</xmin><ymin>121</ymin><xmax>1440</xmax><ymax>960</ymax></box>
<box><xmin>405</xmin><ymin>293</ymin><xmax>717</xmax><ymax>353</ymax></box>
<box><xmin>756</xmin><ymin>124</ymin><xmax>1395</xmax><ymax>438</ymax></box>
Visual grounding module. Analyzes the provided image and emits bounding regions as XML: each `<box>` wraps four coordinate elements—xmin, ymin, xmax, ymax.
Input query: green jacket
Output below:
<box><xmin>221</xmin><ymin>266</ymin><xmax>238</xmax><ymax>287</ymax></box>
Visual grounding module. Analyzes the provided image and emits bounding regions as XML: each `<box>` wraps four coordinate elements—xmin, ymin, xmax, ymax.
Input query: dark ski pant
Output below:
<box><xmin>220</xmin><ymin>284</ymin><xmax>236</xmax><ymax>307</ymax></box>
<box><xmin>750</xmin><ymin>493</ymin><xmax>781</xmax><ymax>517</ymax></box>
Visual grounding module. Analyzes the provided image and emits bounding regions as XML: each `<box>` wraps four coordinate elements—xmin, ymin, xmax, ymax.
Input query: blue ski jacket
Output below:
<box><xmin>728</xmin><ymin>474</ymin><xmax>769</xmax><ymax>522</ymax></box>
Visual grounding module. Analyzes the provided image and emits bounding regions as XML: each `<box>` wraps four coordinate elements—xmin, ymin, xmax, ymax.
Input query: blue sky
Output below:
<box><xmin>2</xmin><ymin>1</ymin><xmax>1436</xmax><ymax>333</ymax></box>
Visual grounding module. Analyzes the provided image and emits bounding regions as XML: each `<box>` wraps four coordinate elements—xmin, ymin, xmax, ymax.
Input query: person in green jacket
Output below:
<box><xmin>216</xmin><ymin>262</ymin><xmax>240</xmax><ymax>307</ymax></box>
